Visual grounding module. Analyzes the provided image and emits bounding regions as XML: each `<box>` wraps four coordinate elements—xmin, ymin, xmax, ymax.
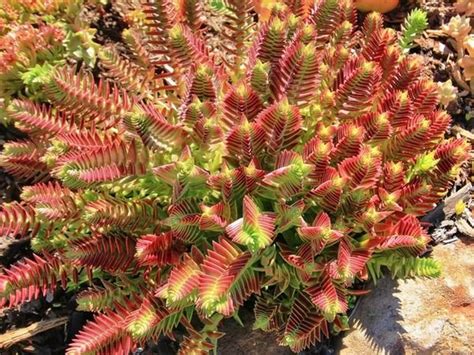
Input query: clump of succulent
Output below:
<box><xmin>0</xmin><ymin>1</ymin><xmax>470</xmax><ymax>354</ymax></box>
<box><xmin>0</xmin><ymin>0</ymin><xmax>101</xmax><ymax>122</ymax></box>
<box><xmin>0</xmin><ymin>24</ymin><xmax>65</xmax><ymax>98</ymax></box>
<box><xmin>442</xmin><ymin>15</ymin><xmax>471</xmax><ymax>54</ymax></box>
<box><xmin>459</xmin><ymin>35</ymin><xmax>474</xmax><ymax>85</ymax></box>
<box><xmin>443</xmin><ymin>15</ymin><xmax>474</xmax><ymax>93</ymax></box>
<box><xmin>437</xmin><ymin>80</ymin><xmax>459</xmax><ymax>107</ymax></box>
<box><xmin>399</xmin><ymin>8</ymin><xmax>428</xmax><ymax>53</ymax></box>
<box><xmin>0</xmin><ymin>0</ymin><xmax>103</xmax><ymax>25</ymax></box>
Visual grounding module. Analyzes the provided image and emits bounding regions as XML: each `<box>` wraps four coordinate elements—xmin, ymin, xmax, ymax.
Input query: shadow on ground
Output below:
<box><xmin>337</xmin><ymin>277</ymin><xmax>406</xmax><ymax>355</ymax></box>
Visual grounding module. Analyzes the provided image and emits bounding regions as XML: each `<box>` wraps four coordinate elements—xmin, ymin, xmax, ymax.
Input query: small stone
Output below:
<box><xmin>45</xmin><ymin>290</ymin><xmax>54</xmax><ymax>303</ymax></box>
<box><xmin>402</xmin><ymin>318</ymin><xmax>447</xmax><ymax>351</ymax></box>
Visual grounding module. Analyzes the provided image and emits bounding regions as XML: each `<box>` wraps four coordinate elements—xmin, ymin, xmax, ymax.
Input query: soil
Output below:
<box><xmin>217</xmin><ymin>304</ymin><xmax>339</xmax><ymax>355</ymax></box>
<box><xmin>0</xmin><ymin>0</ymin><xmax>473</xmax><ymax>354</ymax></box>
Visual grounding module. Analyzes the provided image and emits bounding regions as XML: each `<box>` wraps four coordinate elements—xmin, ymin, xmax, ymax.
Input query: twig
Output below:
<box><xmin>425</xmin><ymin>29</ymin><xmax>447</xmax><ymax>38</ymax></box>
<box><xmin>450</xmin><ymin>62</ymin><xmax>471</xmax><ymax>92</ymax></box>
<box><xmin>452</xmin><ymin>125</ymin><xmax>474</xmax><ymax>142</ymax></box>
<box><xmin>0</xmin><ymin>316</ymin><xmax>68</xmax><ymax>349</ymax></box>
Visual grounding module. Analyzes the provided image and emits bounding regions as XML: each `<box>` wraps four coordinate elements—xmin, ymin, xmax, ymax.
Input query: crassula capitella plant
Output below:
<box><xmin>0</xmin><ymin>0</ymin><xmax>470</xmax><ymax>353</ymax></box>
<box><xmin>0</xmin><ymin>0</ymin><xmax>101</xmax><ymax>121</ymax></box>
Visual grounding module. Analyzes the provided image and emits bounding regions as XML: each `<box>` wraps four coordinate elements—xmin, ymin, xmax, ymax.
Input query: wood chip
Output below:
<box><xmin>426</xmin><ymin>29</ymin><xmax>447</xmax><ymax>38</ymax></box>
<box><xmin>452</xmin><ymin>125</ymin><xmax>474</xmax><ymax>142</ymax></box>
<box><xmin>0</xmin><ymin>317</ymin><xmax>68</xmax><ymax>349</ymax></box>
<box><xmin>456</xmin><ymin>219</ymin><xmax>474</xmax><ymax>238</ymax></box>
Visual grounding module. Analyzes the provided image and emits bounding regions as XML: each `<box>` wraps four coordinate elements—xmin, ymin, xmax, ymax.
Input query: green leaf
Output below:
<box><xmin>226</xmin><ymin>196</ymin><xmax>276</xmax><ymax>252</ymax></box>
<box><xmin>407</xmin><ymin>151</ymin><xmax>439</xmax><ymax>181</ymax></box>
<box><xmin>20</xmin><ymin>63</ymin><xmax>56</xmax><ymax>98</ymax></box>
<box><xmin>399</xmin><ymin>9</ymin><xmax>428</xmax><ymax>52</ymax></box>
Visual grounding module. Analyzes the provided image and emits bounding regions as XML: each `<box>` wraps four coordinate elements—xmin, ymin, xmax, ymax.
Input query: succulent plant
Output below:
<box><xmin>443</xmin><ymin>15</ymin><xmax>474</xmax><ymax>93</ymax></box>
<box><xmin>0</xmin><ymin>23</ymin><xmax>65</xmax><ymax>98</ymax></box>
<box><xmin>442</xmin><ymin>15</ymin><xmax>471</xmax><ymax>54</ymax></box>
<box><xmin>0</xmin><ymin>1</ymin><xmax>469</xmax><ymax>354</ymax></box>
<box><xmin>399</xmin><ymin>8</ymin><xmax>428</xmax><ymax>53</ymax></box>
<box><xmin>0</xmin><ymin>0</ymin><xmax>100</xmax><ymax>122</ymax></box>
<box><xmin>459</xmin><ymin>35</ymin><xmax>474</xmax><ymax>82</ymax></box>
<box><xmin>437</xmin><ymin>80</ymin><xmax>459</xmax><ymax>107</ymax></box>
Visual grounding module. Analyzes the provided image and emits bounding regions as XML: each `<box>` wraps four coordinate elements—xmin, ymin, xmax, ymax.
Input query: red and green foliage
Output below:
<box><xmin>0</xmin><ymin>0</ymin><xmax>469</xmax><ymax>353</ymax></box>
<box><xmin>0</xmin><ymin>0</ymin><xmax>101</xmax><ymax>121</ymax></box>
<box><xmin>0</xmin><ymin>23</ymin><xmax>65</xmax><ymax>98</ymax></box>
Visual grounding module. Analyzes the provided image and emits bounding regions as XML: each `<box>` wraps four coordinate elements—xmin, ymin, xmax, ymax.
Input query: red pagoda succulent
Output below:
<box><xmin>0</xmin><ymin>0</ymin><xmax>469</xmax><ymax>353</ymax></box>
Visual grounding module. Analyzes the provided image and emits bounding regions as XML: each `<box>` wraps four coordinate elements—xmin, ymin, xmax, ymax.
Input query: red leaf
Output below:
<box><xmin>305</xmin><ymin>273</ymin><xmax>348</xmax><ymax>321</ymax></box>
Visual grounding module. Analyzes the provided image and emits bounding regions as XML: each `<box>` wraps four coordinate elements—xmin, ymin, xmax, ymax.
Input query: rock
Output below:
<box><xmin>402</xmin><ymin>318</ymin><xmax>446</xmax><ymax>351</ymax></box>
<box><xmin>338</xmin><ymin>277</ymin><xmax>406</xmax><ymax>354</ymax></box>
<box><xmin>340</xmin><ymin>238</ymin><xmax>474</xmax><ymax>354</ymax></box>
